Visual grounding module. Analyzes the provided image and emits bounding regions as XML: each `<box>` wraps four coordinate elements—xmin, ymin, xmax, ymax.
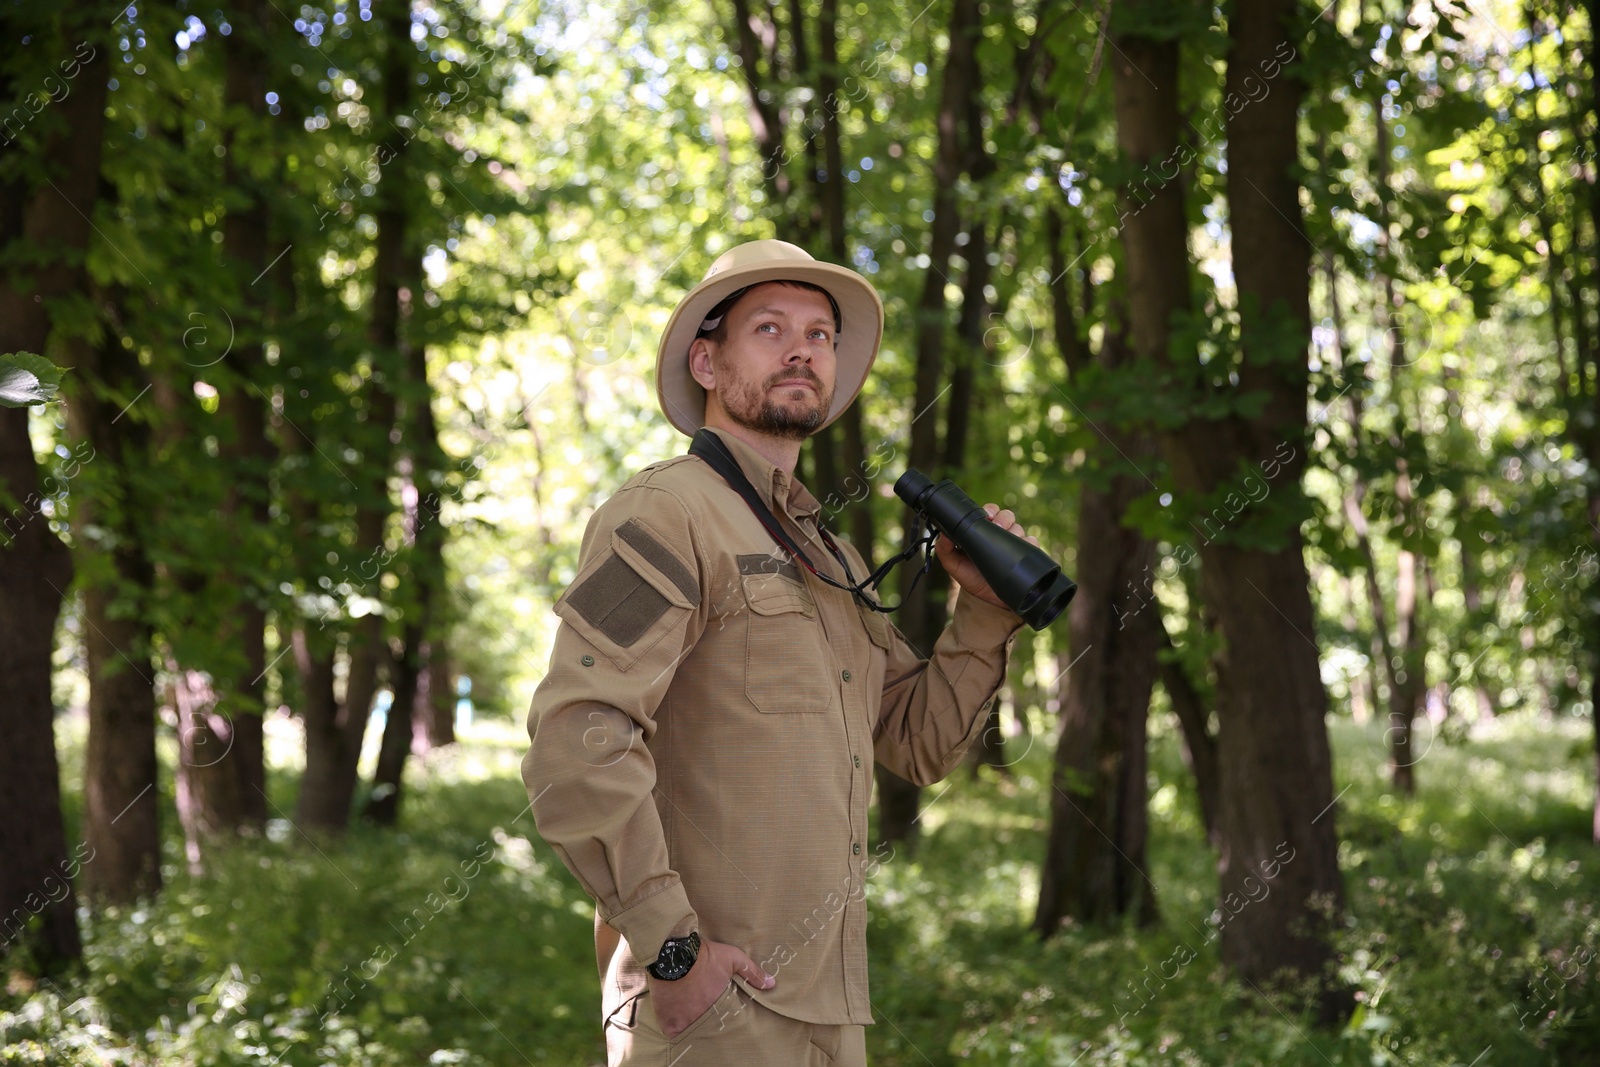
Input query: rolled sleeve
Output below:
<box><xmin>605</xmin><ymin>880</ymin><xmax>699</xmax><ymax>967</ymax></box>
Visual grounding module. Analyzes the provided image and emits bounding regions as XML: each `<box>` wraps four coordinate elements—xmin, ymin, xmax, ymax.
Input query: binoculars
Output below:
<box><xmin>895</xmin><ymin>469</ymin><xmax>1077</xmax><ymax>631</ymax></box>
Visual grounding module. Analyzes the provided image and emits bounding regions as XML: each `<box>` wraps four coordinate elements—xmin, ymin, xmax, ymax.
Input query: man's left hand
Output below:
<box><xmin>933</xmin><ymin>502</ymin><xmax>1039</xmax><ymax>614</ymax></box>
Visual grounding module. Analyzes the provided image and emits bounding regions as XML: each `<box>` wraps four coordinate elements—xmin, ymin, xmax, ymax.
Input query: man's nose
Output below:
<box><xmin>782</xmin><ymin>341</ymin><xmax>812</xmax><ymax>365</ymax></box>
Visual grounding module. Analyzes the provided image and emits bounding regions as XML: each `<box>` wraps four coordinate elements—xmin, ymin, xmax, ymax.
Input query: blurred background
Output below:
<box><xmin>1</xmin><ymin>0</ymin><xmax>1598</xmax><ymax>1062</ymax></box>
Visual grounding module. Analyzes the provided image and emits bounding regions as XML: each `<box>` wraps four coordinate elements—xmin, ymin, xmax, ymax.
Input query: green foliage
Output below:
<box><xmin>4</xmin><ymin>0</ymin><xmax>1597</xmax><ymax>1061</ymax></box>
<box><xmin>6</xmin><ymin>715</ymin><xmax>1596</xmax><ymax>1065</ymax></box>
<box><xmin>3</xmin><ymin>723</ymin><xmax>598</xmax><ymax>1066</ymax></box>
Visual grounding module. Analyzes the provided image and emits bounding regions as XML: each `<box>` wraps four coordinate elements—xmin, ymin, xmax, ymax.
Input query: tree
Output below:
<box><xmin>1211</xmin><ymin>0</ymin><xmax>1346</xmax><ymax>1010</ymax></box>
<box><xmin>1031</xmin><ymin>0</ymin><xmax>1179</xmax><ymax>931</ymax></box>
<box><xmin>1576</xmin><ymin>0</ymin><xmax>1600</xmax><ymax>844</ymax></box>
<box><xmin>811</xmin><ymin>0</ymin><xmax>878</xmax><ymax>590</ymax></box>
<box><xmin>1034</xmin><ymin>324</ymin><xmax>1164</xmax><ymax>928</ymax></box>
<box><xmin>1114</xmin><ymin>0</ymin><xmax>1349</xmax><ymax>1015</ymax></box>
<box><xmin>293</xmin><ymin>1</ymin><xmax>418</xmax><ymax>831</ymax></box>
<box><xmin>877</xmin><ymin>0</ymin><xmax>987</xmax><ymax>847</ymax></box>
<box><xmin>367</xmin><ymin>192</ymin><xmax>448</xmax><ymax>827</ymax></box>
<box><xmin>64</xmin><ymin>282</ymin><xmax>163</xmax><ymax>904</ymax></box>
<box><xmin>0</xmin><ymin>3</ymin><xmax>113</xmax><ymax>967</ymax></box>
<box><xmin>172</xmin><ymin>0</ymin><xmax>279</xmax><ymax>852</ymax></box>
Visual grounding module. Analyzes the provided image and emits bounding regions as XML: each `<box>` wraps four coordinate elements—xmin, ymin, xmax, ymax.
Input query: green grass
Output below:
<box><xmin>3</xmin><ymin>710</ymin><xmax>1597</xmax><ymax>1065</ymax></box>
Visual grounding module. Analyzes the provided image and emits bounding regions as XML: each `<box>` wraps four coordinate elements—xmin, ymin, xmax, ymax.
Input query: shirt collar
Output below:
<box><xmin>701</xmin><ymin>426</ymin><xmax>824</xmax><ymax>523</ymax></box>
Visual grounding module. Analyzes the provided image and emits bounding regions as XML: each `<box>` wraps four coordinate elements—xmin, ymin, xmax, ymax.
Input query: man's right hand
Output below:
<box><xmin>647</xmin><ymin>938</ymin><xmax>776</xmax><ymax>1038</ymax></box>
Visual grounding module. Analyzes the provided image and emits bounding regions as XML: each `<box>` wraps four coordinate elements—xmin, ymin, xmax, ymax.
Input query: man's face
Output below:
<box><xmin>692</xmin><ymin>281</ymin><xmax>838</xmax><ymax>440</ymax></box>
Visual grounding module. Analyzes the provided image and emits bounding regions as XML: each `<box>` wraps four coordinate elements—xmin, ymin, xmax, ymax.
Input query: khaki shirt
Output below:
<box><xmin>521</xmin><ymin>426</ymin><xmax>1024</xmax><ymax>1027</ymax></box>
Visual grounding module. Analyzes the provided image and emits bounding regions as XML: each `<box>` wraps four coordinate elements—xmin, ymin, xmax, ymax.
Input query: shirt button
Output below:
<box><xmin>852</xmin><ymin>842</ymin><xmax>861</xmax><ymax>855</ymax></box>
<box><xmin>580</xmin><ymin>655</ymin><xmax>595</xmax><ymax>666</ymax></box>
<box><xmin>853</xmin><ymin>755</ymin><xmax>861</xmax><ymax>768</ymax></box>
<box><xmin>841</xmin><ymin>669</ymin><xmax>852</xmax><ymax>681</ymax></box>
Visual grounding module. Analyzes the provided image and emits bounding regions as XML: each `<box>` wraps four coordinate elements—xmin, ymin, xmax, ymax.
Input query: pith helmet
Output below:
<box><xmin>654</xmin><ymin>239</ymin><xmax>884</xmax><ymax>437</ymax></box>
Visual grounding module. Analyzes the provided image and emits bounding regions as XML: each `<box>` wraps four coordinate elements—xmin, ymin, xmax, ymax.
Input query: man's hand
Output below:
<box><xmin>647</xmin><ymin>938</ymin><xmax>775</xmax><ymax>1038</ymax></box>
<box><xmin>934</xmin><ymin>502</ymin><xmax>1040</xmax><ymax>613</ymax></box>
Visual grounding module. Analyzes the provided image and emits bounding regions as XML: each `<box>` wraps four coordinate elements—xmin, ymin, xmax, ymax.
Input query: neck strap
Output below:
<box><xmin>686</xmin><ymin>428</ymin><xmax>934</xmax><ymax>613</ymax></box>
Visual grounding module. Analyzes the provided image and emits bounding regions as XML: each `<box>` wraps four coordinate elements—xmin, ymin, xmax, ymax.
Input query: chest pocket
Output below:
<box><xmin>857</xmin><ymin>599</ymin><xmax>894</xmax><ymax>651</ymax></box>
<box><xmin>739</xmin><ymin>554</ymin><xmax>834</xmax><ymax>714</ymax></box>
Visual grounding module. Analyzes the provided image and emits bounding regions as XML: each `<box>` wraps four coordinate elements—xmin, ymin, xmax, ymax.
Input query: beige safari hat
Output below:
<box><xmin>654</xmin><ymin>239</ymin><xmax>884</xmax><ymax>438</ymax></box>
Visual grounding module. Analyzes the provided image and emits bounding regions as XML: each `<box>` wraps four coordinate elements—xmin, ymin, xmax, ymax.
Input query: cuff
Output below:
<box><xmin>604</xmin><ymin>879</ymin><xmax>699</xmax><ymax>967</ymax></box>
<box><xmin>948</xmin><ymin>588</ymin><xmax>1028</xmax><ymax>651</ymax></box>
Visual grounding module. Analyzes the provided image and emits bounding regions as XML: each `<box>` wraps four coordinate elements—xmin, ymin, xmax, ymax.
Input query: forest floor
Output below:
<box><xmin>2</xmin><ymin>708</ymin><xmax>1597</xmax><ymax>1066</ymax></box>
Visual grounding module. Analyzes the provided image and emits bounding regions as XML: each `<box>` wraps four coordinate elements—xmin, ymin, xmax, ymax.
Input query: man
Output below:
<box><xmin>522</xmin><ymin>239</ymin><xmax>1035</xmax><ymax>1065</ymax></box>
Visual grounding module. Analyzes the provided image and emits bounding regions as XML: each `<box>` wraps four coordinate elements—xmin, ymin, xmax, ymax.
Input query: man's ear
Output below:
<box><xmin>688</xmin><ymin>338</ymin><xmax>717</xmax><ymax>391</ymax></box>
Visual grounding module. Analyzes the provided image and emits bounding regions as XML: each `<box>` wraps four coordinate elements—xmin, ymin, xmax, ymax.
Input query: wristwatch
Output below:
<box><xmin>646</xmin><ymin>931</ymin><xmax>701</xmax><ymax>980</ymax></box>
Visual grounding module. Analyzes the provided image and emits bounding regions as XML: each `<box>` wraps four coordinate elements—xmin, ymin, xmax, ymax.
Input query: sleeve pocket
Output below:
<box><xmin>555</xmin><ymin>520</ymin><xmax>699</xmax><ymax>671</ymax></box>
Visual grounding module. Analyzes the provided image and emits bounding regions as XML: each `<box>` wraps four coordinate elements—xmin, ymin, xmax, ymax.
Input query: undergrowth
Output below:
<box><xmin>3</xmin><ymin>711</ymin><xmax>1596</xmax><ymax>1065</ymax></box>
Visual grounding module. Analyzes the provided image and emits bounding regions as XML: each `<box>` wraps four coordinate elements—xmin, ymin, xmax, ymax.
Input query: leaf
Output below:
<box><xmin>0</xmin><ymin>351</ymin><xmax>66</xmax><ymax>407</ymax></box>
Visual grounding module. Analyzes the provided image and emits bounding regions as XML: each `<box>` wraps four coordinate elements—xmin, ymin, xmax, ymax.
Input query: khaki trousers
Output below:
<box><xmin>604</xmin><ymin>980</ymin><xmax>868</xmax><ymax>1066</ymax></box>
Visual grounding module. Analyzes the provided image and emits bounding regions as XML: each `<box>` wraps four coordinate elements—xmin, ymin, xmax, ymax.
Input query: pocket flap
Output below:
<box><xmin>612</xmin><ymin>519</ymin><xmax>698</xmax><ymax>610</ymax></box>
<box><xmin>741</xmin><ymin>570</ymin><xmax>815</xmax><ymax>617</ymax></box>
<box><xmin>859</xmin><ymin>601</ymin><xmax>894</xmax><ymax>649</ymax></box>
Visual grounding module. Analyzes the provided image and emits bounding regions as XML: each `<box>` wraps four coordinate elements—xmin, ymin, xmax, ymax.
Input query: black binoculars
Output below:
<box><xmin>894</xmin><ymin>469</ymin><xmax>1077</xmax><ymax>631</ymax></box>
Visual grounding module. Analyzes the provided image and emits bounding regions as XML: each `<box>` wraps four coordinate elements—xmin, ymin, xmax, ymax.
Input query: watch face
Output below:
<box><xmin>651</xmin><ymin>933</ymin><xmax>698</xmax><ymax>979</ymax></box>
<box><xmin>660</xmin><ymin>945</ymin><xmax>690</xmax><ymax>977</ymax></box>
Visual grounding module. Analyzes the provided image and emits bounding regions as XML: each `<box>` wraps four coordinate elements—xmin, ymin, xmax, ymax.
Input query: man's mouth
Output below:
<box><xmin>773</xmin><ymin>378</ymin><xmax>817</xmax><ymax>391</ymax></box>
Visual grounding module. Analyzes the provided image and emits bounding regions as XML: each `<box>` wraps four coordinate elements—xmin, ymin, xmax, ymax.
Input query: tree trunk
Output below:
<box><xmin>218</xmin><ymin>81</ymin><xmax>272</xmax><ymax>837</ymax></box>
<box><xmin>425</xmin><ymin>640</ymin><xmax>457</xmax><ymax>748</ymax></box>
<box><xmin>64</xmin><ymin>288</ymin><xmax>162</xmax><ymax>903</ymax></box>
<box><xmin>0</xmin><ymin>426</ymin><xmax>81</xmax><ymax>962</ymax></box>
<box><xmin>1374</xmin><ymin>100</ymin><xmax>1429</xmax><ymax>795</ymax></box>
<box><xmin>176</xmin><ymin>0</ymin><xmax>275</xmax><ymax>854</ymax></box>
<box><xmin>816</xmin><ymin>0</ymin><xmax>846</xmax><ymax>263</ymax></box>
<box><xmin>77</xmin><ymin>553</ymin><xmax>161</xmax><ymax>905</ymax></box>
<box><xmin>1457</xmin><ymin>535</ymin><xmax>1494</xmax><ymax>722</ymax></box>
<box><xmin>950</xmin><ymin>221</ymin><xmax>1010</xmax><ymax>775</ymax></box>
<box><xmin>1159</xmin><ymin>615</ymin><xmax>1220</xmax><ymax>845</ymax></box>
<box><xmin>877</xmin><ymin>0</ymin><xmax>984</xmax><ymax>848</ymax></box>
<box><xmin>812</xmin><ymin>0</ymin><xmax>877</xmax><ymax>561</ymax></box>
<box><xmin>1116</xmin><ymin>0</ymin><xmax>1348</xmax><ymax>1017</ymax></box>
<box><xmin>296</xmin><ymin>4</ymin><xmax>414</xmax><ymax>830</ymax></box>
<box><xmin>1388</xmin><ymin>538</ymin><xmax>1426</xmax><ymax>793</ymax></box>
<box><xmin>1218</xmin><ymin>0</ymin><xmax>1346</xmax><ymax>1013</ymax></box>
<box><xmin>1034</xmin><ymin>441</ymin><xmax>1162</xmax><ymax>931</ymax></box>
<box><xmin>294</xmin><ymin>580</ymin><xmax>390</xmax><ymax>826</ymax></box>
<box><xmin>728</xmin><ymin>0</ymin><xmax>797</xmax><ymax>238</ymax></box>
<box><xmin>171</xmin><ymin>667</ymin><xmax>244</xmax><ymax>872</ymax></box>
<box><xmin>292</xmin><ymin>625</ymin><xmax>357</xmax><ymax>829</ymax></box>
<box><xmin>366</xmin><ymin>628</ymin><xmax>424</xmax><ymax>826</ymax></box>
<box><xmin>366</xmin><ymin>264</ymin><xmax>441</xmax><ymax>827</ymax></box>
<box><xmin>1034</xmin><ymin>34</ymin><xmax>1176</xmax><ymax>911</ymax></box>
<box><xmin>0</xmin><ymin>10</ymin><xmax>110</xmax><ymax>968</ymax></box>
<box><xmin>1581</xmin><ymin>0</ymin><xmax>1600</xmax><ymax>845</ymax></box>
<box><xmin>1030</xmin><ymin>11</ymin><xmax>1182</xmax><ymax>934</ymax></box>
<box><xmin>295</xmin><ymin>461</ymin><xmax>395</xmax><ymax>832</ymax></box>
<box><xmin>0</xmin><ymin>396</ymin><xmax>82</xmax><ymax>967</ymax></box>
<box><xmin>1047</xmin><ymin>207</ymin><xmax>1089</xmax><ymax>374</ymax></box>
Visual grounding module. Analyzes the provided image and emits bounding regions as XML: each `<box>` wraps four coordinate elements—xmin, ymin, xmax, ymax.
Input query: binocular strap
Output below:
<box><xmin>686</xmin><ymin>429</ymin><xmax>935</xmax><ymax>614</ymax></box>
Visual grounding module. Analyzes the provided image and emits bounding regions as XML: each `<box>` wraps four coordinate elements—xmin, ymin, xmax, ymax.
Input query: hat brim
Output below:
<box><xmin>655</xmin><ymin>262</ymin><xmax>883</xmax><ymax>438</ymax></box>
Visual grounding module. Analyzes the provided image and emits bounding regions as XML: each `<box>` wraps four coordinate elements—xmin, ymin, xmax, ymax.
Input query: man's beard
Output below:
<box><xmin>723</xmin><ymin>369</ymin><xmax>834</xmax><ymax>441</ymax></box>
